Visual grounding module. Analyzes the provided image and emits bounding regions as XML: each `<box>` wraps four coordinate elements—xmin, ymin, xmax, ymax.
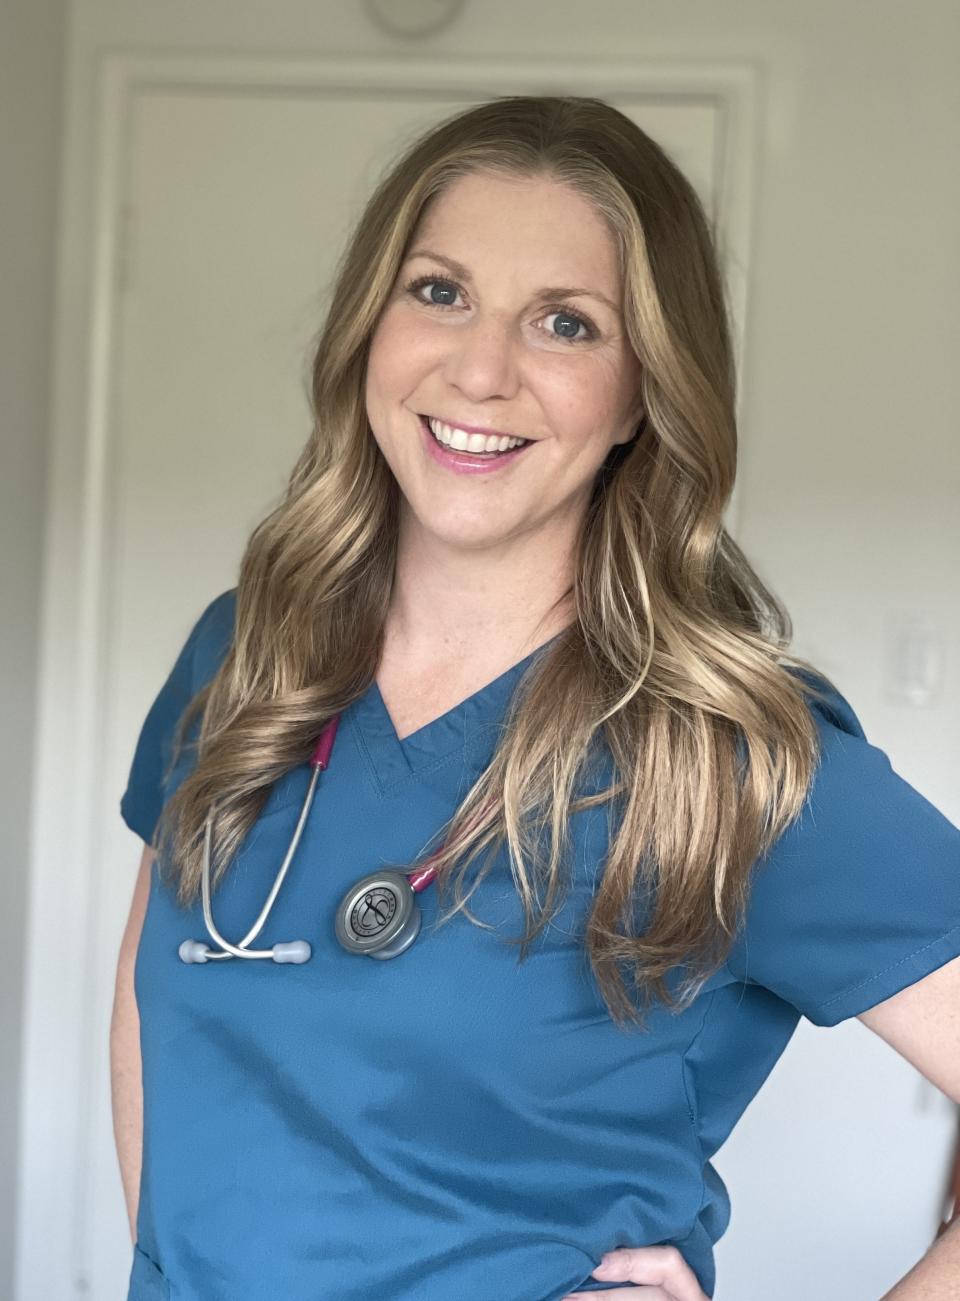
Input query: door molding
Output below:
<box><xmin>17</xmin><ymin>50</ymin><xmax>758</xmax><ymax>1299</ymax></box>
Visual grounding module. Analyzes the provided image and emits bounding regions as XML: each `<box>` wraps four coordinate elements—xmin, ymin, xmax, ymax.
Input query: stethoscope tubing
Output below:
<box><xmin>198</xmin><ymin>760</ymin><xmax>324</xmax><ymax>960</ymax></box>
<box><xmin>179</xmin><ymin>713</ymin><xmax>442</xmax><ymax>964</ymax></box>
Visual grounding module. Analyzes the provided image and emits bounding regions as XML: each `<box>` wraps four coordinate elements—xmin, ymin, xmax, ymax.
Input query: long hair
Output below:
<box><xmin>156</xmin><ymin>94</ymin><xmax>835</xmax><ymax>1030</ymax></box>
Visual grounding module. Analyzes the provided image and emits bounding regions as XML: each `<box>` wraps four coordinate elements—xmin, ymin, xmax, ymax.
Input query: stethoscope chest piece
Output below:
<box><xmin>335</xmin><ymin>869</ymin><xmax>422</xmax><ymax>959</ymax></box>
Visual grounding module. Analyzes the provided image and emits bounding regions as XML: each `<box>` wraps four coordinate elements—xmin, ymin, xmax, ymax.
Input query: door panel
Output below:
<box><xmin>84</xmin><ymin>73</ymin><xmax>728</xmax><ymax>1298</ymax></box>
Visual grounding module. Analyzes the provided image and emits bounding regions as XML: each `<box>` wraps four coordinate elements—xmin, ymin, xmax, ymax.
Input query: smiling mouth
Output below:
<box><xmin>419</xmin><ymin>413</ymin><xmax>532</xmax><ymax>458</ymax></box>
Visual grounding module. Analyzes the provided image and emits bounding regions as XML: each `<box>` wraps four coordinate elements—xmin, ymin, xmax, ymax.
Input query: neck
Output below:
<box><xmin>384</xmin><ymin>513</ymin><xmax>578</xmax><ymax>667</ymax></box>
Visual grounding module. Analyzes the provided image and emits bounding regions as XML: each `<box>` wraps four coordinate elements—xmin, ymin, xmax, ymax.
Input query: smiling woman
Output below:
<box><xmin>114</xmin><ymin>94</ymin><xmax>960</xmax><ymax>1301</ymax></box>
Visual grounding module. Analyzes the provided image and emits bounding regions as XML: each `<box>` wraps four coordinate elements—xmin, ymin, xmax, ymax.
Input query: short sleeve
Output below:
<box><xmin>725</xmin><ymin>673</ymin><xmax>960</xmax><ymax>1026</ymax></box>
<box><xmin>119</xmin><ymin>589</ymin><xmax>236</xmax><ymax>845</ymax></box>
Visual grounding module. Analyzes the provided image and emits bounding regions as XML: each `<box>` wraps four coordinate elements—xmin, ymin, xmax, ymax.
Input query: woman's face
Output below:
<box><xmin>365</xmin><ymin>170</ymin><xmax>643</xmax><ymax>554</ymax></box>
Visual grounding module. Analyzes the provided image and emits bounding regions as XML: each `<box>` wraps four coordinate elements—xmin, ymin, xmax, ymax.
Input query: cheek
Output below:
<box><xmin>542</xmin><ymin>365</ymin><xmax>623</xmax><ymax>443</ymax></box>
<box><xmin>367</xmin><ymin>308</ymin><xmax>436</xmax><ymax>400</ymax></box>
<box><xmin>365</xmin><ymin>319</ymin><xmax>403</xmax><ymax>403</ymax></box>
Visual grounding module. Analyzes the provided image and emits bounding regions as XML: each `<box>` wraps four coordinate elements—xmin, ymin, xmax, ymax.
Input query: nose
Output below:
<box><xmin>441</xmin><ymin>312</ymin><xmax>521</xmax><ymax>403</ymax></box>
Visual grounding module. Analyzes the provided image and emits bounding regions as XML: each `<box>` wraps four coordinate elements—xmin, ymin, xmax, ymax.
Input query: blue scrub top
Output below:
<box><xmin>121</xmin><ymin>590</ymin><xmax>960</xmax><ymax>1301</ymax></box>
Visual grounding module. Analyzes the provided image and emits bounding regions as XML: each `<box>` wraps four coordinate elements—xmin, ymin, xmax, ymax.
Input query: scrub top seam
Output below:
<box><xmin>677</xmin><ymin>986</ymin><xmax>720</xmax><ymax>1245</ymax></box>
<box><xmin>383</xmin><ymin>721</ymin><xmax>504</xmax><ymax>793</ymax></box>
<box><xmin>347</xmin><ymin>708</ymin><xmax>390</xmax><ymax>798</ymax></box>
<box><xmin>809</xmin><ymin>917</ymin><xmax>960</xmax><ymax>1018</ymax></box>
<box><xmin>352</xmin><ymin>717</ymin><xmax>505</xmax><ymax>798</ymax></box>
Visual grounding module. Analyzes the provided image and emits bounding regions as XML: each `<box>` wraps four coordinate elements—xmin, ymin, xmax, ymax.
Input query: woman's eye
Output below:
<box><xmin>406</xmin><ymin>276</ymin><xmax>461</xmax><ymax>309</ymax></box>
<box><xmin>541</xmin><ymin>310</ymin><xmax>594</xmax><ymax>344</ymax></box>
<box><xmin>403</xmin><ymin>275</ymin><xmax>596</xmax><ymax>345</ymax></box>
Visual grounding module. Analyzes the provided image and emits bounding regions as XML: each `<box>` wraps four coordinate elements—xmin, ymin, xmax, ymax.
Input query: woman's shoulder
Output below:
<box><xmin>187</xmin><ymin>586</ymin><xmax>237</xmax><ymax>685</ymax></box>
<box><xmin>783</xmin><ymin>662</ymin><xmax>866</xmax><ymax>744</ymax></box>
<box><xmin>775</xmin><ymin>662</ymin><xmax>959</xmax><ymax>864</ymax></box>
<box><xmin>727</xmin><ymin>662</ymin><xmax>960</xmax><ymax>1025</ymax></box>
<box><xmin>780</xmin><ymin>662</ymin><xmax>908</xmax><ymax>822</ymax></box>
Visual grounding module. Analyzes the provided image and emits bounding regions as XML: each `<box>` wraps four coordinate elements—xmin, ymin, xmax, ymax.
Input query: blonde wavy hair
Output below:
<box><xmin>156</xmin><ymin>94</ymin><xmax>835</xmax><ymax>1030</ymax></box>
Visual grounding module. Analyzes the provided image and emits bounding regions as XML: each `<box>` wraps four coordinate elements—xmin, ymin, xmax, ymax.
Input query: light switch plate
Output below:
<box><xmin>882</xmin><ymin>615</ymin><xmax>945</xmax><ymax>707</ymax></box>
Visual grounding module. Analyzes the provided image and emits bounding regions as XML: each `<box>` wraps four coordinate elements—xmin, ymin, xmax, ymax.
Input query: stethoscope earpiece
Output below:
<box><xmin>178</xmin><ymin>939</ymin><xmax>210</xmax><ymax>964</ymax></box>
<box><xmin>178</xmin><ymin>937</ymin><xmax>312</xmax><ymax>964</ymax></box>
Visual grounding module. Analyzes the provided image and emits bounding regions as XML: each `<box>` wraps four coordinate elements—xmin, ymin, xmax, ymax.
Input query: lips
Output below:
<box><xmin>421</xmin><ymin>414</ymin><xmax>531</xmax><ymax>444</ymax></box>
<box><xmin>418</xmin><ymin>413</ymin><xmax>534</xmax><ymax>474</ymax></box>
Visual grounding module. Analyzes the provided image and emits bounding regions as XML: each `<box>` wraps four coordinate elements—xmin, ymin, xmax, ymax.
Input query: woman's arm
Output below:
<box><xmin>110</xmin><ymin>844</ymin><xmax>153</xmax><ymax>1244</ymax></box>
<box><xmin>858</xmin><ymin>952</ymin><xmax>960</xmax><ymax>1298</ymax></box>
<box><xmin>879</xmin><ymin>1218</ymin><xmax>960</xmax><ymax>1300</ymax></box>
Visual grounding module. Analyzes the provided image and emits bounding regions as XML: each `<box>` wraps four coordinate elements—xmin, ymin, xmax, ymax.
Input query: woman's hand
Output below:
<box><xmin>562</xmin><ymin>1244</ymin><xmax>710</xmax><ymax>1300</ymax></box>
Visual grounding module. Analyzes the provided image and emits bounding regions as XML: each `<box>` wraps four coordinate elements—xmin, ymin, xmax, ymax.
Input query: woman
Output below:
<box><xmin>111</xmin><ymin>95</ymin><xmax>960</xmax><ymax>1300</ymax></box>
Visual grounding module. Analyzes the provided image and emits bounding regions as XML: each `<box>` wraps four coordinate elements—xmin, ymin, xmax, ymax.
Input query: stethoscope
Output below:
<box><xmin>178</xmin><ymin>713</ymin><xmax>442</xmax><ymax>964</ymax></box>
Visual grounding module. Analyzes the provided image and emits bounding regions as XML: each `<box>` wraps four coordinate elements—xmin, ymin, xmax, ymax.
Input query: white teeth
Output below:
<box><xmin>427</xmin><ymin>416</ymin><xmax>528</xmax><ymax>454</ymax></box>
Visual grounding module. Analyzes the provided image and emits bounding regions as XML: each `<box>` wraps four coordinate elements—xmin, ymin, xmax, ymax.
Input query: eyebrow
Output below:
<box><xmin>404</xmin><ymin>247</ymin><xmax>622</xmax><ymax>315</ymax></box>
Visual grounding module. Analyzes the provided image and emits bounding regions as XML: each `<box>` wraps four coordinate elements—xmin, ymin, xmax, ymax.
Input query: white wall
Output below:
<box><xmin>0</xmin><ymin>2</ymin><xmax>68</xmax><ymax>1297</ymax></box>
<box><xmin>12</xmin><ymin>1</ymin><xmax>959</xmax><ymax>1297</ymax></box>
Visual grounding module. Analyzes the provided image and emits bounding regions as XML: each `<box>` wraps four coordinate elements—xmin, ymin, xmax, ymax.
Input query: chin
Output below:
<box><xmin>417</xmin><ymin>512</ymin><xmax>517</xmax><ymax>550</ymax></box>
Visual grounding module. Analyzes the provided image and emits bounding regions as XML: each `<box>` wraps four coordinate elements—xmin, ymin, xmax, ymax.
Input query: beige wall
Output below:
<box><xmin>0</xmin><ymin>2</ymin><xmax>67</xmax><ymax>1297</ymax></box>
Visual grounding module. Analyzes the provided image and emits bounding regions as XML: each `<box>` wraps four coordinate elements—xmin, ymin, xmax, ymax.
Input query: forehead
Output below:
<box><xmin>409</xmin><ymin>171</ymin><xmax>622</xmax><ymax>297</ymax></box>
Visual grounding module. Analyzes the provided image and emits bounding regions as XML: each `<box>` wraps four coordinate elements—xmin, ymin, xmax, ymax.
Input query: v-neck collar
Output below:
<box><xmin>348</xmin><ymin>632</ymin><xmax>562</xmax><ymax>796</ymax></box>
